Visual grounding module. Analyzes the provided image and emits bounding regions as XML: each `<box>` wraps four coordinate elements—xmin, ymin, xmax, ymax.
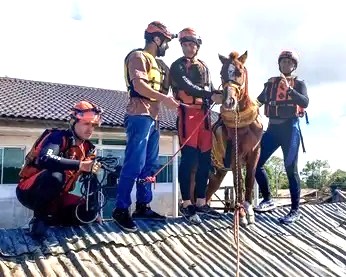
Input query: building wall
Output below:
<box><xmin>0</xmin><ymin>122</ymin><xmax>235</xmax><ymax>228</ymax></box>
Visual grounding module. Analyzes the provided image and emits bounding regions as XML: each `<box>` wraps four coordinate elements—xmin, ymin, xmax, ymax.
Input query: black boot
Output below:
<box><xmin>132</xmin><ymin>203</ymin><xmax>166</xmax><ymax>220</ymax></box>
<box><xmin>112</xmin><ymin>208</ymin><xmax>137</xmax><ymax>232</ymax></box>
<box><xmin>29</xmin><ymin>216</ymin><xmax>48</xmax><ymax>238</ymax></box>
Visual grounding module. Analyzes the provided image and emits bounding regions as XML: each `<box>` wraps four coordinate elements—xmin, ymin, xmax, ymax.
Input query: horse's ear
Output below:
<box><xmin>238</xmin><ymin>51</ymin><xmax>248</xmax><ymax>64</ymax></box>
<box><xmin>218</xmin><ymin>54</ymin><xmax>228</xmax><ymax>64</ymax></box>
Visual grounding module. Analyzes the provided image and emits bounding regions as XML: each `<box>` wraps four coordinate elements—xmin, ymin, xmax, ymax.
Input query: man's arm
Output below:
<box><xmin>170</xmin><ymin>60</ymin><xmax>213</xmax><ymax>98</ymax></box>
<box><xmin>288</xmin><ymin>80</ymin><xmax>309</xmax><ymax>108</ymax></box>
<box><xmin>37</xmin><ymin>132</ymin><xmax>80</xmax><ymax>171</ymax></box>
<box><xmin>256</xmin><ymin>84</ymin><xmax>268</xmax><ymax>106</ymax></box>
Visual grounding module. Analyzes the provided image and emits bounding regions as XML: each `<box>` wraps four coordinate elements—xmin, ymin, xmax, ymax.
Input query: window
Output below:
<box><xmin>73</xmin><ymin>145</ymin><xmax>178</xmax><ymax>219</ymax></box>
<box><xmin>97</xmin><ymin>148</ymin><xmax>124</xmax><ymax>199</ymax></box>
<box><xmin>96</xmin><ymin>147</ymin><xmax>125</xmax><ymax>219</ymax></box>
<box><xmin>102</xmin><ymin>139</ymin><xmax>127</xmax><ymax>146</ymax></box>
<box><xmin>0</xmin><ymin>147</ymin><xmax>25</xmax><ymax>184</ymax></box>
<box><xmin>89</xmin><ymin>138</ymin><xmax>99</xmax><ymax>144</ymax></box>
<box><xmin>99</xmin><ymin>148</ymin><xmax>125</xmax><ymax>166</ymax></box>
<box><xmin>156</xmin><ymin>155</ymin><xmax>173</xmax><ymax>183</ymax></box>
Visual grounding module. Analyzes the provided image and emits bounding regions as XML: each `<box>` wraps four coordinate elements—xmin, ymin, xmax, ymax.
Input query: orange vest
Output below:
<box><xmin>63</xmin><ymin>142</ymin><xmax>95</xmax><ymax>193</ymax></box>
<box><xmin>19</xmin><ymin>129</ymin><xmax>95</xmax><ymax>193</ymax></box>
<box><xmin>264</xmin><ymin>77</ymin><xmax>305</xmax><ymax>119</ymax></box>
<box><xmin>173</xmin><ymin>58</ymin><xmax>211</xmax><ymax>109</ymax></box>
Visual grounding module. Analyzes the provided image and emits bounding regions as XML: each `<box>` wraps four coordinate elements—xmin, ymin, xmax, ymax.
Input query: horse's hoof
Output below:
<box><xmin>239</xmin><ymin>216</ymin><xmax>248</xmax><ymax>227</ymax></box>
<box><xmin>247</xmin><ymin>214</ymin><xmax>255</xmax><ymax>224</ymax></box>
<box><xmin>244</xmin><ymin>202</ymin><xmax>255</xmax><ymax>225</ymax></box>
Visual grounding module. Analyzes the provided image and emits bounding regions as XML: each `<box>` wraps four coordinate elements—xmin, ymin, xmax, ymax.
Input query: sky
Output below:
<box><xmin>0</xmin><ymin>0</ymin><xmax>345</xmax><ymax>172</ymax></box>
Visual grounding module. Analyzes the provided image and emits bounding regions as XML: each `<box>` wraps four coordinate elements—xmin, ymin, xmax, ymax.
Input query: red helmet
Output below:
<box><xmin>278</xmin><ymin>50</ymin><xmax>299</xmax><ymax>66</ymax></box>
<box><xmin>178</xmin><ymin>27</ymin><xmax>202</xmax><ymax>46</ymax></box>
<box><xmin>144</xmin><ymin>21</ymin><xmax>176</xmax><ymax>41</ymax></box>
<box><xmin>70</xmin><ymin>101</ymin><xmax>103</xmax><ymax>125</ymax></box>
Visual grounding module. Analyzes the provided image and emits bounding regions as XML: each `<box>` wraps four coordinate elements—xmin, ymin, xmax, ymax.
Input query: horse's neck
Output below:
<box><xmin>239</xmin><ymin>94</ymin><xmax>251</xmax><ymax>111</ymax></box>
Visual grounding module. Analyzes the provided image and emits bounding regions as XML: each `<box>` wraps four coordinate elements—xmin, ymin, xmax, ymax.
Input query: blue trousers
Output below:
<box><xmin>115</xmin><ymin>115</ymin><xmax>159</xmax><ymax>209</ymax></box>
<box><xmin>255</xmin><ymin>118</ymin><xmax>301</xmax><ymax>210</ymax></box>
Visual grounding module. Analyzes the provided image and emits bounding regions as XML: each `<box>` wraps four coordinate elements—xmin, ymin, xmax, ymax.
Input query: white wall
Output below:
<box><xmin>0</xmin><ymin>125</ymin><xmax>236</xmax><ymax>228</ymax></box>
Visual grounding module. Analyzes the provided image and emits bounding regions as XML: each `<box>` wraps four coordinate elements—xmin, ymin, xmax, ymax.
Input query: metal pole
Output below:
<box><xmin>172</xmin><ymin>135</ymin><xmax>179</xmax><ymax>217</ymax></box>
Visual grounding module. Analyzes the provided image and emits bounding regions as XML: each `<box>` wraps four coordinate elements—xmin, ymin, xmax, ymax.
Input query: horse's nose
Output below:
<box><xmin>222</xmin><ymin>96</ymin><xmax>237</xmax><ymax>111</ymax></box>
<box><xmin>231</xmin><ymin>97</ymin><xmax>238</xmax><ymax>111</ymax></box>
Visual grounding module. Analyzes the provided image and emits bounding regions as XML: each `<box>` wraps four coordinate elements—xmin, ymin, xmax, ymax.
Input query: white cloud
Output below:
<box><xmin>0</xmin><ymin>0</ymin><xmax>345</xmax><ymax>171</ymax></box>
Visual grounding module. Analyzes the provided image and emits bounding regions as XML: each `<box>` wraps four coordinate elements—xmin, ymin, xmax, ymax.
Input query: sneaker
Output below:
<box><xmin>112</xmin><ymin>208</ymin><xmax>138</xmax><ymax>232</ymax></box>
<box><xmin>254</xmin><ymin>199</ymin><xmax>276</xmax><ymax>212</ymax></box>
<box><xmin>29</xmin><ymin>216</ymin><xmax>48</xmax><ymax>238</ymax></box>
<box><xmin>179</xmin><ymin>204</ymin><xmax>202</xmax><ymax>225</ymax></box>
<box><xmin>132</xmin><ymin>203</ymin><xmax>166</xmax><ymax>221</ymax></box>
<box><xmin>196</xmin><ymin>204</ymin><xmax>221</xmax><ymax>219</ymax></box>
<box><xmin>279</xmin><ymin>210</ymin><xmax>301</xmax><ymax>224</ymax></box>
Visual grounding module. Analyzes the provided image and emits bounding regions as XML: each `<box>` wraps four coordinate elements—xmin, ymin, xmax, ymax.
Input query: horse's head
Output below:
<box><xmin>219</xmin><ymin>51</ymin><xmax>248</xmax><ymax>111</ymax></box>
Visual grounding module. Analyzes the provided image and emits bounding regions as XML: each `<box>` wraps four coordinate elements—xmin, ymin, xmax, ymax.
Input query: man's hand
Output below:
<box><xmin>91</xmin><ymin>161</ymin><xmax>102</xmax><ymax>174</ymax></box>
<box><xmin>79</xmin><ymin>160</ymin><xmax>101</xmax><ymax>173</ymax></box>
<box><xmin>162</xmin><ymin>96</ymin><xmax>180</xmax><ymax>110</ymax></box>
<box><xmin>280</xmin><ymin>73</ymin><xmax>293</xmax><ymax>92</ymax></box>
<box><xmin>280</xmin><ymin>73</ymin><xmax>290</xmax><ymax>88</ymax></box>
<box><xmin>211</xmin><ymin>92</ymin><xmax>223</xmax><ymax>104</ymax></box>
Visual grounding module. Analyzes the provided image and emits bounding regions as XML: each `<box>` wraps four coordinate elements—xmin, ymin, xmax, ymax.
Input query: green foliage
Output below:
<box><xmin>300</xmin><ymin>160</ymin><xmax>331</xmax><ymax>189</ymax></box>
<box><xmin>263</xmin><ymin>156</ymin><xmax>288</xmax><ymax>196</ymax></box>
<box><xmin>262</xmin><ymin>157</ymin><xmax>345</xmax><ymax>194</ymax></box>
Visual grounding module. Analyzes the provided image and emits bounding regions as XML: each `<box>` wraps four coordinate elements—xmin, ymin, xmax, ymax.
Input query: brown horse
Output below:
<box><xmin>191</xmin><ymin>51</ymin><xmax>263</xmax><ymax>226</ymax></box>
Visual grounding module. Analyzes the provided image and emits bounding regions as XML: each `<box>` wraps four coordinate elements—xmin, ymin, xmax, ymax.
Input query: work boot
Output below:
<box><xmin>180</xmin><ymin>204</ymin><xmax>202</xmax><ymax>225</ymax></box>
<box><xmin>29</xmin><ymin>216</ymin><xmax>48</xmax><ymax>238</ymax></box>
<box><xmin>279</xmin><ymin>209</ymin><xmax>301</xmax><ymax>224</ymax></box>
<box><xmin>132</xmin><ymin>203</ymin><xmax>166</xmax><ymax>220</ymax></box>
<box><xmin>254</xmin><ymin>199</ymin><xmax>276</xmax><ymax>212</ymax></box>
<box><xmin>196</xmin><ymin>204</ymin><xmax>222</xmax><ymax>219</ymax></box>
<box><xmin>112</xmin><ymin>208</ymin><xmax>137</xmax><ymax>232</ymax></box>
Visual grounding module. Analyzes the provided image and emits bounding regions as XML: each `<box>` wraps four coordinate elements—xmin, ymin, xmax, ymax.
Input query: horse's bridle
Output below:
<box><xmin>221</xmin><ymin>67</ymin><xmax>247</xmax><ymax>104</ymax></box>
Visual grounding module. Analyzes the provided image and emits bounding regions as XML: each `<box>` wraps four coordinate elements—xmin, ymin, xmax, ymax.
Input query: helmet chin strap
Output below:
<box><xmin>155</xmin><ymin>41</ymin><xmax>166</xmax><ymax>57</ymax></box>
<box><xmin>184</xmin><ymin>45</ymin><xmax>199</xmax><ymax>60</ymax></box>
<box><xmin>279</xmin><ymin>66</ymin><xmax>296</xmax><ymax>76</ymax></box>
<box><xmin>69</xmin><ymin>119</ymin><xmax>85</xmax><ymax>142</ymax></box>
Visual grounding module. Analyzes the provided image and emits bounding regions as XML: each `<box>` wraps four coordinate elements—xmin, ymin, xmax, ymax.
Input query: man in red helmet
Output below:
<box><xmin>16</xmin><ymin>100</ymin><xmax>103</xmax><ymax>237</ymax></box>
<box><xmin>170</xmin><ymin>27</ymin><xmax>223</xmax><ymax>224</ymax></box>
<box><xmin>112</xmin><ymin>21</ymin><xmax>179</xmax><ymax>232</ymax></box>
<box><xmin>254</xmin><ymin>50</ymin><xmax>309</xmax><ymax>224</ymax></box>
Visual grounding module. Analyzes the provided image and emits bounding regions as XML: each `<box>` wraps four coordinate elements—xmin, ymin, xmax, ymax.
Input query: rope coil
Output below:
<box><xmin>75</xmin><ymin>156</ymin><xmax>119</xmax><ymax>224</ymax></box>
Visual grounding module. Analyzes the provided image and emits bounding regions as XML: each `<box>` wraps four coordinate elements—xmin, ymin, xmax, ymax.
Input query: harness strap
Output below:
<box><xmin>297</xmin><ymin>123</ymin><xmax>306</xmax><ymax>153</ymax></box>
<box><xmin>180</xmin><ymin>105</ymin><xmax>187</xmax><ymax>138</ymax></box>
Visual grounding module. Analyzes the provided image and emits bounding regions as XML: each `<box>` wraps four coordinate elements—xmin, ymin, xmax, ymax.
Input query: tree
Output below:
<box><xmin>300</xmin><ymin>160</ymin><xmax>331</xmax><ymax>189</ymax></box>
<box><xmin>327</xmin><ymin>169</ymin><xmax>346</xmax><ymax>185</ymax></box>
<box><xmin>264</xmin><ymin>156</ymin><xmax>288</xmax><ymax>196</ymax></box>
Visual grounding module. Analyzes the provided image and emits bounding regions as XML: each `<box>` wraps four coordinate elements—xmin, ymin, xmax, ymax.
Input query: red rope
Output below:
<box><xmin>233</xmin><ymin>204</ymin><xmax>242</xmax><ymax>277</ymax></box>
<box><xmin>138</xmin><ymin>103</ymin><xmax>216</xmax><ymax>188</ymax></box>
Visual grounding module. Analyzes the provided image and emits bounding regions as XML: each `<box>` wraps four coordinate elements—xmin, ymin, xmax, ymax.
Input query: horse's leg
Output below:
<box><xmin>232</xmin><ymin>160</ymin><xmax>247</xmax><ymax>227</ymax></box>
<box><xmin>190</xmin><ymin>163</ymin><xmax>197</xmax><ymax>205</ymax></box>
<box><xmin>244</xmin><ymin>147</ymin><xmax>261</xmax><ymax>224</ymax></box>
<box><xmin>206</xmin><ymin>169</ymin><xmax>227</xmax><ymax>204</ymax></box>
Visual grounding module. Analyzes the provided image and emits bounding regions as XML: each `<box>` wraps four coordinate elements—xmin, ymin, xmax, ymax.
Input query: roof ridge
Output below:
<box><xmin>0</xmin><ymin>76</ymin><xmax>124</xmax><ymax>93</ymax></box>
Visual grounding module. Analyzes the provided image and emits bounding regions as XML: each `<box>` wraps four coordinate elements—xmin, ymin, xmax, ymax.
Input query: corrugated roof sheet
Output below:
<box><xmin>1</xmin><ymin>202</ymin><xmax>346</xmax><ymax>276</ymax></box>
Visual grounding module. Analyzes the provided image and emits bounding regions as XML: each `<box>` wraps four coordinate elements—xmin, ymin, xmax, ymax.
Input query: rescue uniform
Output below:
<box><xmin>256</xmin><ymin>76</ymin><xmax>309</xmax><ymax>212</ymax></box>
<box><xmin>16</xmin><ymin>129</ymin><xmax>97</xmax><ymax>225</ymax></box>
<box><xmin>170</xmin><ymin>57</ymin><xmax>214</xmax><ymax>202</ymax></box>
